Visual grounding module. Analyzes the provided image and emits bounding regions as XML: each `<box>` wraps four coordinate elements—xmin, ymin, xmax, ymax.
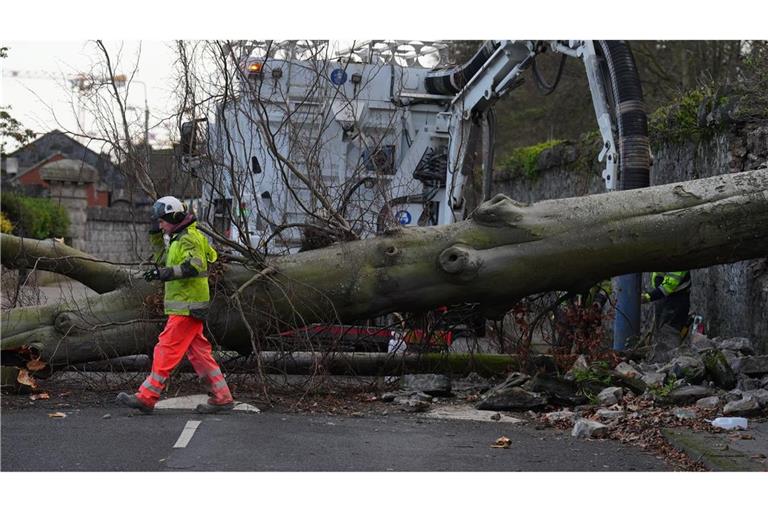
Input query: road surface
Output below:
<box><xmin>1</xmin><ymin>405</ymin><xmax>669</xmax><ymax>471</ymax></box>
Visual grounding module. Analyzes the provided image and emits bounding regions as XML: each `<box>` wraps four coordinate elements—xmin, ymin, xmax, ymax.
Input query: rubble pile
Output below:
<box><xmin>473</xmin><ymin>335</ymin><xmax>767</xmax><ymax>417</ymax></box>
<box><xmin>383</xmin><ymin>335</ymin><xmax>768</xmax><ymax>422</ymax></box>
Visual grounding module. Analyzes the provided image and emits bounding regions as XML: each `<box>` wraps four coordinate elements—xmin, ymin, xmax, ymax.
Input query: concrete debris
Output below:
<box><xmin>673</xmin><ymin>407</ymin><xmax>697</xmax><ymax>420</ymax></box>
<box><xmin>232</xmin><ymin>403</ymin><xmax>261</xmax><ymax>413</ymax></box>
<box><xmin>665</xmin><ymin>385</ymin><xmax>716</xmax><ymax>405</ymax></box>
<box><xmin>394</xmin><ymin>395</ymin><xmax>431</xmax><ymax>413</ymax></box>
<box><xmin>596</xmin><ymin>408</ymin><xmax>625</xmax><ymax>421</ymax></box>
<box><xmin>615</xmin><ymin>362</ymin><xmax>642</xmax><ymax>380</ymax></box>
<box><xmin>476</xmin><ymin>386</ymin><xmax>547</xmax><ymax>411</ymax></box>
<box><xmin>648</xmin><ymin>324</ymin><xmax>685</xmax><ymax>363</ymax></box>
<box><xmin>611</xmin><ymin>370</ymin><xmax>647</xmax><ymax>395</ymax></box>
<box><xmin>737</xmin><ymin>376</ymin><xmax>763</xmax><ymax>391</ymax></box>
<box><xmin>719</xmin><ymin>337</ymin><xmax>755</xmax><ymax>356</ymax></box>
<box><xmin>721</xmin><ymin>349</ymin><xmax>741</xmax><ymax>368</ymax></box>
<box><xmin>401</xmin><ymin>374</ymin><xmax>452</xmax><ymax>397</ymax></box>
<box><xmin>526</xmin><ymin>373</ymin><xmax>585</xmax><ymax>406</ymax></box>
<box><xmin>423</xmin><ymin>405</ymin><xmax>524</xmax><ymax>424</ymax></box>
<box><xmin>690</xmin><ymin>334</ymin><xmax>718</xmax><ymax>353</ymax></box>
<box><xmin>451</xmin><ymin>372</ymin><xmax>492</xmax><ymax>394</ymax></box>
<box><xmin>597</xmin><ymin>386</ymin><xmax>624</xmax><ymax>406</ymax></box>
<box><xmin>571</xmin><ymin>419</ymin><xmax>608</xmax><ymax>439</ymax></box>
<box><xmin>742</xmin><ymin>389</ymin><xmax>768</xmax><ymax>408</ymax></box>
<box><xmin>661</xmin><ymin>356</ymin><xmax>705</xmax><ymax>384</ymax></box>
<box><xmin>572</xmin><ymin>355</ymin><xmax>589</xmax><ymax>372</ymax></box>
<box><xmin>545</xmin><ymin>410</ymin><xmax>576</xmax><ymax>423</ymax></box>
<box><xmin>735</xmin><ymin>356</ymin><xmax>768</xmax><ymax>376</ymax></box>
<box><xmin>695</xmin><ymin>396</ymin><xmax>721</xmax><ymax>409</ymax></box>
<box><xmin>701</xmin><ymin>350</ymin><xmax>737</xmax><ymax>390</ymax></box>
<box><xmin>723</xmin><ymin>396</ymin><xmax>762</xmax><ymax>417</ymax></box>
<box><xmin>642</xmin><ymin>371</ymin><xmax>667</xmax><ymax>388</ymax></box>
<box><xmin>499</xmin><ymin>372</ymin><xmax>531</xmax><ymax>388</ymax></box>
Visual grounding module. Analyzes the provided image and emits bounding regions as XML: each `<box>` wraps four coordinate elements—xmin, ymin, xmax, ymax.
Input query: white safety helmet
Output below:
<box><xmin>152</xmin><ymin>196</ymin><xmax>187</xmax><ymax>224</ymax></box>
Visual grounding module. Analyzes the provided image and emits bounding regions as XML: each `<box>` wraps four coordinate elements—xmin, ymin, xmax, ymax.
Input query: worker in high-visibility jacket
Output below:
<box><xmin>641</xmin><ymin>270</ymin><xmax>691</xmax><ymax>337</ymax></box>
<box><xmin>117</xmin><ymin>196</ymin><xmax>234</xmax><ymax>414</ymax></box>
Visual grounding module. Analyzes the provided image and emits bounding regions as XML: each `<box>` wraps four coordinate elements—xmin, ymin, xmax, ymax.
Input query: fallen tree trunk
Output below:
<box><xmin>0</xmin><ymin>236</ymin><xmax>131</xmax><ymax>293</ymax></box>
<box><xmin>2</xmin><ymin>169</ymin><xmax>767</xmax><ymax>370</ymax></box>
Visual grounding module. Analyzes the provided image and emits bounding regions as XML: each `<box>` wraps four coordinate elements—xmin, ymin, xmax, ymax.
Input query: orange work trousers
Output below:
<box><xmin>136</xmin><ymin>315</ymin><xmax>233</xmax><ymax>407</ymax></box>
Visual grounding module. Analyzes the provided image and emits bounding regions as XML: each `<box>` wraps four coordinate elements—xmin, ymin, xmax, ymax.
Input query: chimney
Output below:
<box><xmin>6</xmin><ymin>157</ymin><xmax>19</xmax><ymax>175</ymax></box>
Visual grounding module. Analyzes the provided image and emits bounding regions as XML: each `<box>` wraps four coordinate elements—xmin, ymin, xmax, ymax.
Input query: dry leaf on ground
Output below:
<box><xmin>16</xmin><ymin>369</ymin><xmax>37</xmax><ymax>388</ymax></box>
<box><xmin>491</xmin><ymin>436</ymin><xmax>511</xmax><ymax>449</ymax></box>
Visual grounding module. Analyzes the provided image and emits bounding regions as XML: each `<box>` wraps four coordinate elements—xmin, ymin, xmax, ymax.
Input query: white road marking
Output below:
<box><xmin>173</xmin><ymin>420</ymin><xmax>202</xmax><ymax>448</ymax></box>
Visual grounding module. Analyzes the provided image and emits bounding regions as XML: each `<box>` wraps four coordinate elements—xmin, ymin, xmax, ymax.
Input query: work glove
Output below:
<box><xmin>143</xmin><ymin>267</ymin><xmax>173</xmax><ymax>282</ymax></box>
<box><xmin>641</xmin><ymin>292</ymin><xmax>651</xmax><ymax>304</ymax></box>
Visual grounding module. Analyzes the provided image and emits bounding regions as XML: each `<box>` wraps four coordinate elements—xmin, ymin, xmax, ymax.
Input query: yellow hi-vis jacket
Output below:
<box><xmin>151</xmin><ymin>221</ymin><xmax>217</xmax><ymax>317</ymax></box>
<box><xmin>648</xmin><ymin>271</ymin><xmax>691</xmax><ymax>302</ymax></box>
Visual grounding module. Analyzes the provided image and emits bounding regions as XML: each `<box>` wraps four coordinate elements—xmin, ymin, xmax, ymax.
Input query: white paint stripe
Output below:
<box><xmin>173</xmin><ymin>420</ymin><xmax>202</xmax><ymax>448</ymax></box>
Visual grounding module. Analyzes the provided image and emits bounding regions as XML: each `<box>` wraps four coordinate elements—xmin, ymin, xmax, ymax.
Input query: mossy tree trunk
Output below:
<box><xmin>2</xmin><ymin>169</ymin><xmax>767</xmax><ymax>371</ymax></box>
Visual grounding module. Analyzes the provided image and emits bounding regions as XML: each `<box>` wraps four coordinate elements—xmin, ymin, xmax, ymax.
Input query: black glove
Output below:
<box><xmin>149</xmin><ymin>219</ymin><xmax>161</xmax><ymax>234</ymax></box>
<box><xmin>143</xmin><ymin>267</ymin><xmax>173</xmax><ymax>282</ymax></box>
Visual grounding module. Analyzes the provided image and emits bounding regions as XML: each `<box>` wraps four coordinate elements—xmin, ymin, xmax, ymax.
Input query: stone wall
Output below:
<box><xmin>491</xmin><ymin>123</ymin><xmax>768</xmax><ymax>350</ymax></box>
<box><xmin>84</xmin><ymin>206</ymin><xmax>154</xmax><ymax>264</ymax></box>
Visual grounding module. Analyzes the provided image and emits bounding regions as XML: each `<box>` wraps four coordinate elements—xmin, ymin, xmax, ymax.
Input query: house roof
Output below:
<box><xmin>6</xmin><ymin>130</ymin><xmax>125</xmax><ymax>190</ymax></box>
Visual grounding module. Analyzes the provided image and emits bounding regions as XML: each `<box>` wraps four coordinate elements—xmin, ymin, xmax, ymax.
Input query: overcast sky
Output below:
<box><xmin>2</xmin><ymin>41</ymin><xmax>178</xmax><ymax>150</ymax></box>
<box><xmin>1</xmin><ymin>1</ymin><xmax>765</xmax><ymax>154</ymax></box>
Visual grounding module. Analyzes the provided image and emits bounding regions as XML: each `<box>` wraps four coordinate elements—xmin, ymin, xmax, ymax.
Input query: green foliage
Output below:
<box><xmin>648</xmin><ymin>379</ymin><xmax>677</xmax><ymax>398</ymax></box>
<box><xmin>0</xmin><ymin>110</ymin><xmax>36</xmax><ymax>153</ymax></box>
<box><xmin>571</xmin><ymin>361</ymin><xmax>612</xmax><ymax>386</ymax></box>
<box><xmin>648</xmin><ymin>85</ymin><xmax>730</xmax><ymax>147</ymax></box>
<box><xmin>0</xmin><ymin>193</ymin><xmax>70</xmax><ymax>239</ymax></box>
<box><xmin>647</xmin><ymin>45</ymin><xmax>768</xmax><ymax>148</ymax></box>
<box><xmin>734</xmin><ymin>42</ymin><xmax>768</xmax><ymax>121</ymax></box>
<box><xmin>498</xmin><ymin>139</ymin><xmax>565</xmax><ymax>178</ymax></box>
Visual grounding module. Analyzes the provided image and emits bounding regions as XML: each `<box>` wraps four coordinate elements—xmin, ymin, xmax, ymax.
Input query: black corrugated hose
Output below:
<box><xmin>598</xmin><ymin>41</ymin><xmax>650</xmax><ymax>190</ymax></box>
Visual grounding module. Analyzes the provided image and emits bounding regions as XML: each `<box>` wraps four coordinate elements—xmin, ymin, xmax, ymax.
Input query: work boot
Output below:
<box><xmin>116</xmin><ymin>392</ymin><xmax>154</xmax><ymax>414</ymax></box>
<box><xmin>195</xmin><ymin>399</ymin><xmax>235</xmax><ymax>414</ymax></box>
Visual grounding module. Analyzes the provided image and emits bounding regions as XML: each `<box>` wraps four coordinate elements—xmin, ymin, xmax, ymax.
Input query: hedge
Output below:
<box><xmin>0</xmin><ymin>192</ymin><xmax>70</xmax><ymax>239</ymax></box>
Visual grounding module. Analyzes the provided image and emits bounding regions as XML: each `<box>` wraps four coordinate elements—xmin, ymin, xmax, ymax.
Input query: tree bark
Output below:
<box><xmin>0</xmin><ymin>236</ymin><xmax>131</xmax><ymax>293</ymax></box>
<box><xmin>2</xmin><ymin>169</ymin><xmax>767</xmax><ymax>369</ymax></box>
